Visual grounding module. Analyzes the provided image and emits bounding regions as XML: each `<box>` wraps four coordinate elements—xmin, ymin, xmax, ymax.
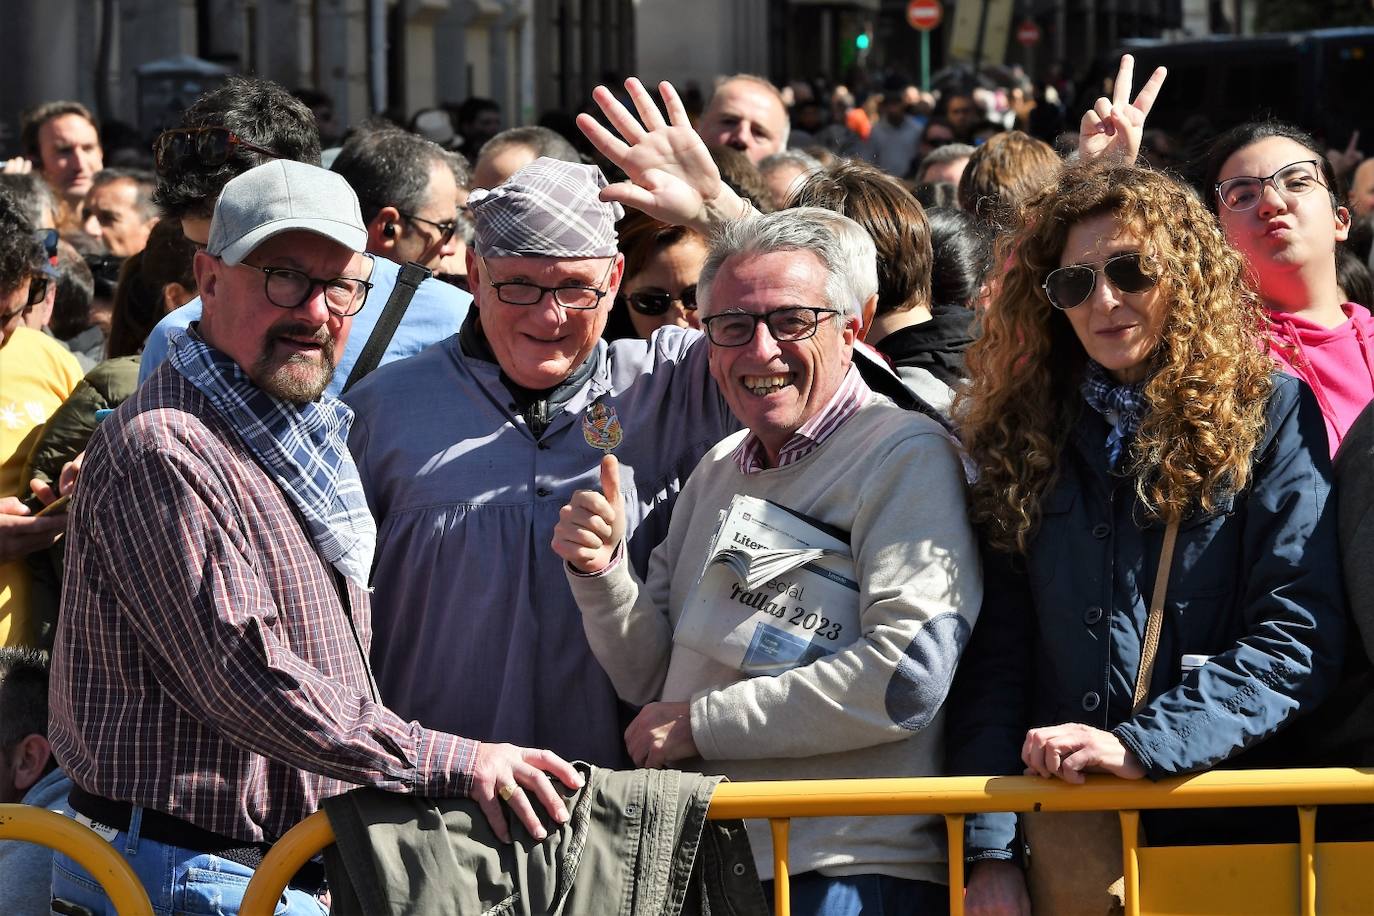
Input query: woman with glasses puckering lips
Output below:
<box><xmin>1199</xmin><ymin>121</ymin><xmax>1374</xmax><ymax>458</ymax></box>
<box><xmin>947</xmin><ymin>159</ymin><xmax>1347</xmax><ymax>913</ymax></box>
<box><xmin>612</xmin><ymin>210</ymin><xmax>706</xmax><ymax>339</ymax></box>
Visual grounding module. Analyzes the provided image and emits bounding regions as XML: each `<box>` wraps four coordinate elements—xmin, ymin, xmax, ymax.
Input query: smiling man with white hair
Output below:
<box><xmin>553</xmin><ymin>207</ymin><xmax>982</xmax><ymax>915</ymax></box>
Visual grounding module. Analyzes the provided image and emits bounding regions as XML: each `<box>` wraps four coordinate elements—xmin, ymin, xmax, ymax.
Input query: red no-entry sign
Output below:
<box><xmin>907</xmin><ymin>0</ymin><xmax>942</xmax><ymax>31</ymax></box>
<box><xmin>1017</xmin><ymin>20</ymin><xmax>1042</xmax><ymax>45</ymax></box>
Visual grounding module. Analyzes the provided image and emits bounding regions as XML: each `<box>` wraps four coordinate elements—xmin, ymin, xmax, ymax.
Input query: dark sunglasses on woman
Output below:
<box><xmin>153</xmin><ymin>127</ymin><xmax>280</xmax><ymax>176</ymax></box>
<box><xmin>626</xmin><ymin>284</ymin><xmax>698</xmax><ymax>316</ymax></box>
<box><xmin>1042</xmin><ymin>252</ymin><xmax>1157</xmax><ymax>311</ymax></box>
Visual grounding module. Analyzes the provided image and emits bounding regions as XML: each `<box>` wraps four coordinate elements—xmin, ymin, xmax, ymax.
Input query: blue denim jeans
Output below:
<box><xmin>760</xmin><ymin>872</ymin><xmax>950</xmax><ymax>916</ymax></box>
<box><xmin>50</xmin><ymin>806</ymin><xmax>326</xmax><ymax>916</ymax></box>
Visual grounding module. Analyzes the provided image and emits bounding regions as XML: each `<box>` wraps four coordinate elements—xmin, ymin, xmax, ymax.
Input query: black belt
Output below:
<box><xmin>67</xmin><ymin>787</ymin><xmax>326</xmax><ymax>893</ymax></box>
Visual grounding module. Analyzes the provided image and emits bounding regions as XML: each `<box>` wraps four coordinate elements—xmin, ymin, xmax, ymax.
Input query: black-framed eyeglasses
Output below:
<box><xmin>626</xmin><ymin>285</ymin><xmax>698</xmax><ymax>316</ymax></box>
<box><xmin>153</xmin><ymin>127</ymin><xmax>281</xmax><ymax>176</ymax></box>
<box><xmin>1043</xmin><ymin>252</ymin><xmax>1157</xmax><ymax>311</ymax></box>
<box><xmin>702</xmin><ymin>307</ymin><xmax>841</xmax><ymax>347</ymax></box>
<box><xmin>26</xmin><ymin>273</ymin><xmax>50</xmax><ymax>307</ymax></box>
<box><xmin>480</xmin><ymin>256</ymin><xmax>615</xmax><ymax>310</ymax></box>
<box><xmin>1</xmin><ymin>274</ymin><xmax>47</xmax><ymax>325</ymax></box>
<box><xmin>1214</xmin><ymin>159</ymin><xmax>1328</xmax><ymax>213</ymax></box>
<box><xmin>398</xmin><ymin>211</ymin><xmax>459</xmax><ymax>245</ymax></box>
<box><xmin>235</xmin><ymin>261</ymin><xmax>373</xmax><ymax>317</ymax></box>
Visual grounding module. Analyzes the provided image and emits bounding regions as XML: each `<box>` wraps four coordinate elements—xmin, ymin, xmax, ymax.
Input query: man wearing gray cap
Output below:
<box><xmin>48</xmin><ymin>159</ymin><xmax>580</xmax><ymax>915</ymax></box>
<box><xmin>345</xmin><ymin>157</ymin><xmax>736</xmax><ymax>768</ymax></box>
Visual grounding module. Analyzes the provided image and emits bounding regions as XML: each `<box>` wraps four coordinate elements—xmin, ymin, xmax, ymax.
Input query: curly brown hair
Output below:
<box><xmin>957</xmin><ymin>160</ymin><xmax>1273</xmax><ymax>553</ymax></box>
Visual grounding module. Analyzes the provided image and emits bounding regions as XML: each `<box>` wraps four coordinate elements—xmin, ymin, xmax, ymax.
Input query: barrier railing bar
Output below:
<box><xmin>240</xmin><ymin>769</ymin><xmax>1374</xmax><ymax>913</ymax></box>
<box><xmin>1120</xmin><ymin>809</ymin><xmax>1141</xmax><ymax>916</ymax></box>
<box><xmin>240</xmin><ymin>807</ymin><xmax>336</xmax><ymax>913</ymax></box>
<box><xmin>945</xmin><ymin>813</ymin><xmax>966</xmax><ymax>916</ymax></box>
<box><xmin>0</xmin><ymin>805</ymin><xmax>154</xmax><ymax>915</ymax></box>
<box><xmin>770</xmin><ymin>818</ymin><xmax>791</xmax><ymax>916</ymax></box>
<box><xmin>705</xmin><ymin>769</ymin><xmax>1374</xmax><ymax>819</ymax></box>
<box><xmin>1298</xmin><ymin>805</ymin><xmax>1317</xmax><ymax>916</ymax></box>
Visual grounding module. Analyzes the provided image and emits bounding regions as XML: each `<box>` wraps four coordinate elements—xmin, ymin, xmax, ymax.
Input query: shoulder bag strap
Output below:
<box><xmin>1132</xmin><ymin>518</ymin><xmax>1181</xmax><ymax>714</ymax></box>
<box><xmin>342</xmin><ymin>260</ymin><xmax>431</xmax><ymax>393</ymax></box>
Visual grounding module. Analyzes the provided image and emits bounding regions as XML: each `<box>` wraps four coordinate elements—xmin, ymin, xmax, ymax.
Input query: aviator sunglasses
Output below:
<box><xmin>1042</xmin><ymin>252</ymin><xmax>1156</xmax><ymax>311</ymax></box>
<box><xmin>626</xmin><ymin>284</ymin><xmax>698</xmax><ymax>316</ymax></box>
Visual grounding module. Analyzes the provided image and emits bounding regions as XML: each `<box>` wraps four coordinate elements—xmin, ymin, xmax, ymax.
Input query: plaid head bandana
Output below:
<box><xmin>1081</xmin><ymin>359</ymin><xmax>1148</xmax><ymax>469</ymax></box>
<box><xmin>168</xmin><ymin>328</ymin><xmax>376</xmax><ymax>587</ymax></box>
<box><xmin>469</xmin><ymin>157</ymin><xmax>623</xmax><ymax>257</ymax></box>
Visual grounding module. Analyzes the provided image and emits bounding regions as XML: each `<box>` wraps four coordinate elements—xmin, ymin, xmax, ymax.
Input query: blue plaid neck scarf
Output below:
<box><xmin>1081</xmin><ymin>359</ymin><xmax>1147</xmax><ymax>469</ymax></box>
<box><xmin>169</xmin><ymin>329</ymin><xmax>376</xmax><ymax>587</ymax></box>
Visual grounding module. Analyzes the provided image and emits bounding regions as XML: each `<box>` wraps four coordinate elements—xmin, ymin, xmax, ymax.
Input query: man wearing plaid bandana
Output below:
<box><xmin>48</xmin><ymin>160</ymin><xmax>580</xmax><ymax>915</ymax></box>
<box><xmin>345</xmin><ymin>158</ymin><xmax>737</xmax><ymax>768</ymax></box>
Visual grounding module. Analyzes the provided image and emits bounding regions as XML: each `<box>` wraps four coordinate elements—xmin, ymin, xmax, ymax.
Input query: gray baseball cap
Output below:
<box><xmin>207</xmin><ymin>159</ymin><xmax>367</xmax><ymax>265</ymax></box>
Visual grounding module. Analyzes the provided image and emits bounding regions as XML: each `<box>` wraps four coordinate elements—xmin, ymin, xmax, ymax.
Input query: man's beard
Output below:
<box><xmin>251</xmin><ymin>321</ymin><xmax>337</xmax><ymax>404</ymax></box>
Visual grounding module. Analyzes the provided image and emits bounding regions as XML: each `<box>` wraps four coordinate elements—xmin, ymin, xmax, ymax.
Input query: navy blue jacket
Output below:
<box><xmin>947</xmin><ymin>374</ymin><xmax>1347</xmax><ymax>858</ymax></box>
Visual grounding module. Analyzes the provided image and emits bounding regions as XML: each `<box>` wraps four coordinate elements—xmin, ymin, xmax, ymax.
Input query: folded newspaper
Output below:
<box><xmin>674</xmin><ymin>495</ymin><xmax>860</xmax><ymax>676</ymax></box>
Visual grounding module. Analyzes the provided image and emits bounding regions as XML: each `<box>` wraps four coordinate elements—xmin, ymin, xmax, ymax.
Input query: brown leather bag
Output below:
<box><xmin>1022</xmin><ymin>520</ymin><xmax>1180</xmax><ymax>916</ymax></box>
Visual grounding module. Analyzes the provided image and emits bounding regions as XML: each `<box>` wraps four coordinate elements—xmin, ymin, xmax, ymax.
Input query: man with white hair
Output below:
<box><xmin>696</xmin><ymin>75</ymin><xmax>790</xmax><ymax>164</ymax></box>
<box><xmin>553</xmin><ymin>207</ymin><xmax>981</xmax><ymax>914</ymax></box>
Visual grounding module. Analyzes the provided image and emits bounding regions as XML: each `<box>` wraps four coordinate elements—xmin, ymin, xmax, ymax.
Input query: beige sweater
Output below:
<box><xmin>568</xmin><ymin>394</ymin><xmax>982</xmax><ymax>884</ymax></box>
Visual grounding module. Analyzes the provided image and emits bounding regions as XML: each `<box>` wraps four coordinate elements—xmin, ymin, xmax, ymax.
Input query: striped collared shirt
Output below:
<box><xmin>733</xmin><ymin>365</ymin><xmax>870</xmax><ymax>474</ymax></box>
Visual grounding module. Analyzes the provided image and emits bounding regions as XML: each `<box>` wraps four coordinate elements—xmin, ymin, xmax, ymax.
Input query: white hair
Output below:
<box><xmin>696</xmin><ymin>206</ymin><xmax>878</xmax><ymax>322</ymax></box>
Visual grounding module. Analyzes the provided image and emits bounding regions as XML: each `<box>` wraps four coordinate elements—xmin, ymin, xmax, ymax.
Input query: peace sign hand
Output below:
<box><xmin>1077</xmin><ymin>54</ymin><xmax>1167</xmax><ymax>165</ymax></box>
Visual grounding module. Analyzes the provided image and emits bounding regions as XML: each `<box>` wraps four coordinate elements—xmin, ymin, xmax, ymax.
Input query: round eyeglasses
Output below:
<box><xmin>236</xmin><ymin>262</ymin><xmax>373</xmax><ymax>317</ymax></box>
<box><xmin>1214</xmin><ymin>160</ymin><xmax>1328</xmax><ymax>213</ymax></box>
<box><xmin>1042</xmin><ymin>252</ymin><xmax>1157</xmax><ymax>311</ymax></box>
<box><xmin>702</xmin><ymin>307</ymin><xmax>840</xmax><ymax>347</ymax></box>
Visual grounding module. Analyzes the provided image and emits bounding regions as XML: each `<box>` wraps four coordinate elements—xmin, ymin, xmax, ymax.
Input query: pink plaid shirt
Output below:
<box><xmin>49</xmin><ymin>364</ymin><xmax>476</xmax><ymax>843</ymax></box>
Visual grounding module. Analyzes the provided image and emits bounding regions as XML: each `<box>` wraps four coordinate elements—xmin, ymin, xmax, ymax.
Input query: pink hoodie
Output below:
<box><xmin>1266</xmin><ymin>302</ymin><xmax>1374</xmax><ymax>457</ymax></box>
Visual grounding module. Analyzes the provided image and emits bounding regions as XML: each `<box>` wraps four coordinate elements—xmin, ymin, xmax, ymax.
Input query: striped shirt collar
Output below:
<box><xmin>733</xmin><ymin>364</ymin><xmax>870</xmax><ymax>474</ymax></box>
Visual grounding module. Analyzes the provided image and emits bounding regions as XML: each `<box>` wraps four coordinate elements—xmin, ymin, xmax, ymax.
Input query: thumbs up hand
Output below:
<box><xmin>552</xmin><ymin>454</ymin><xmax>628</xmax><ymax>574</ymax></box>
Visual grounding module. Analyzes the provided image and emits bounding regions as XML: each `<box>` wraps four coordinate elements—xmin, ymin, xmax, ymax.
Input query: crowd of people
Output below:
<box><xmin>0</xmin><ymin>52</ymin><xmax>1370</xmax><ymax>916</ymax></box>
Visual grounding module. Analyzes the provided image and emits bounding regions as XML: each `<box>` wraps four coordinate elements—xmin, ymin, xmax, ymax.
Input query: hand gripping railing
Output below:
<box><xmin>241</xmin><ymin>768</ymin><xmax>1374</xmax><ymax>916</ymax></box>
<box><xmin>0</xmin><ymin>804</ymin><xmax>153</xmax><ymax>915</ymax></box>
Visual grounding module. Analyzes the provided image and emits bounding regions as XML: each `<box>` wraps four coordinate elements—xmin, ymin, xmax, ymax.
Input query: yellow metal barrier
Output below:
<box><xmin>0</xmin><ymin>804</ymin><xmax>154</xmax><ymax>915</ymax></box>
<box><xmin>241</xmin><ymin>768</ymin><xmax>1374</xmax><ymax>916</ymax></box>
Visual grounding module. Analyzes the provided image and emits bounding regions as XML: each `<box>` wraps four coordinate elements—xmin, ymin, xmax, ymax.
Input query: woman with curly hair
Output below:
<box><xmin>947</xmin><ymin>160</ymin><xmax>1347</xmax><ymax>914</ymax></box>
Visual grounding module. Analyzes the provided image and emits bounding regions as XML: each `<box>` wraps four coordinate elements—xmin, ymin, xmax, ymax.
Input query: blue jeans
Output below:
<box><xmin>760</xmin><ymin>872</ymin><xmax>950</xmax><ymax>916</ymax></box>
<box><xmin>50</xmin><ymin>806</ymin><xmax>326</xmax><ymax>916</ymax></box>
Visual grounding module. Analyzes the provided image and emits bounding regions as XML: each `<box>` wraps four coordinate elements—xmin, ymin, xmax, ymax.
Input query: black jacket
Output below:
<box><xmin>872</xmin><ymin>303</ymin><xmax>974</xmax><ymax>387</ymax></box>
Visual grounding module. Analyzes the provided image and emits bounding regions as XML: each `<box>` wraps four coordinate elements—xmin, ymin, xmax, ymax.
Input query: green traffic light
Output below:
<box><xmin>856</xmin><ymin>33</ymin><xmax>870</xmax><ymax>49</ymax></box>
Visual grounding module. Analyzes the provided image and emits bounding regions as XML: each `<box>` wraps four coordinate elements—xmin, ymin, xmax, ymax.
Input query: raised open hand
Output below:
<box><xmin>577</xmin><ymin>78</ymin><xmax>749</xmax><ymax>233</ymax></box>
<box><xmin>1078</xmin><ymin>54</ymin><xmax>1167</xmax><ymax>165</ymax></box>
